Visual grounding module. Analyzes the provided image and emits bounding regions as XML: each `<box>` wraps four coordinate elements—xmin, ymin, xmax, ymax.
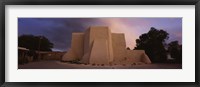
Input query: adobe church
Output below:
<box><xmin>62</xmin><ymin>26</ymin><xmax>151</xmax><ymax>65</ymax></box>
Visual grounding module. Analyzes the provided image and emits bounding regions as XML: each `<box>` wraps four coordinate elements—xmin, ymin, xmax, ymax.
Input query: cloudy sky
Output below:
<box><xmin>18</xmin><ymin>18</ymin><xmax>182</xmax><ymax>51</ymax></box>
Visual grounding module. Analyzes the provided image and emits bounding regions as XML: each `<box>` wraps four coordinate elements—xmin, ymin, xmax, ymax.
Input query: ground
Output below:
<box><xmin>18</xmin><ymin>60</ymin><xmax>182</xmax><ymax>69</ymax></box>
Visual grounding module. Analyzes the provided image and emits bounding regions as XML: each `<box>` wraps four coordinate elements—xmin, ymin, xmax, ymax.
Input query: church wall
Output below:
<box><xmin>89</xmin><ymin>39</ymin><xmax>110</xmax><ymax>65</ymax></box>
<box><xmin>107</xmin><ymin>28</ymin><xmax>114</xmax><ymax>62</ymax></box>
<box><xmin>81</xmin><ymin>29</ymin><xmax>91</xmax><ymax>63</ymax></box>
<box><xmin>112</xmin><ymin>33</ymin><xmax>126</xmax><ymax>63</ymax></box>
<box><xmin>62</xmin><ymin>26</ymin><xmax>151</xmax><ymax>64</ymax></box>
<box><xmin>88</xmin><ymin>26</ymin><xmax>114</xmax><ymax>64</ymax></box>
<box><xmin>62</xmin><ymin>48</ymin><xmax>77</xmax><ymax>61</ymax></box>
<box><xmin>126</xmin><ymin>50</ymin><xmax>151</xmax><ymax>63</ymax></box>
<box><xmin>126</xmin><ymin>50</ymin><xmax>145</xmax><ymax>62</ymax></box>
<box><xmin>83</xmin><ymin>28</ymin><xmax>90</xmax><ymax>55</ymax></box>
<box><xmin>70</xmin><ymin>33</ymin><xmax>84</xmax><ymax>60</ymax></box>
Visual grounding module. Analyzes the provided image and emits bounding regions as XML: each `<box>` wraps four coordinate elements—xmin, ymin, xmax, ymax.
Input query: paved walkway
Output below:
<box><xmin>18</xmin><ymin>60</ymin><xmax>182</xmax><ymax>69</ymax></box>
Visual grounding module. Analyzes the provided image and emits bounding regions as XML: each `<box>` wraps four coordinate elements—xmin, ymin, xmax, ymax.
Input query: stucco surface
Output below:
<box><xmin>62</xmin><ymin>33</ymin><xmax>84</xmax><ymax>61</ymax></box>
<box><xmin>71</xmin><ymin>33</ymin><xmax>84</xmax><ymax>60</ymax></box>
<box><xmin>89</xmin><ymin>39</ymin><xmax>109</xmax><ymax>64</ymax></box>
<box><xmin>81</xmin><ymin>28</ymin><xmax>91</xmax><ymax>63</ymax></box>
<box><xmin>112</xmin><ymin>33</ymin><xmax>126</xmax><ymax>63</ymax></box>
<box><xmin>81</xmin><ymin>26</ymin><xmax>114</xmax><ymax>63</ymax></box>
<box><xmin>141</xmin><ymin>53</ymin><xmax>152</xmax><ymax>64</ymax></box>
<box><xmin>126</xmin><ymin>50</ymin><xmax>151</xmax><ymax>64</ymax></box>
<box><xmin>88</xmin><ymin>26</ymin><xmax>113</xmax><ymax>62</ymax></box>
<box><xmin>62</xmin><ymin>26</ymin><xmax>152</xmax><ymax>65</ymax></box>
<box><xmin>62</xmin><ymin>49</ymin><xmax>76</xmax><ymax>61</ymax></box>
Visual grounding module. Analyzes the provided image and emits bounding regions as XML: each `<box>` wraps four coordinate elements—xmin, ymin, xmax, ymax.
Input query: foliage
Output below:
<box><xmin>134</xmin><ymin>27</ymin><xmax>169</xmax><ymax>63</ymax></box>
<box><xmin>168</xmin><ymin>41</ymin><xmax>182</xmax><ymax>63</ymax></box>
<box><xmin>18</xmin><ymin>35</ymin><xmax>54</xmax><ymax>51</ymax></box>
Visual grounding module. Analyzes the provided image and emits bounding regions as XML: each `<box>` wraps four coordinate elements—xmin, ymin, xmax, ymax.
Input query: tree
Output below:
<box><xmin>168</xmin><ymin>41</ymin><xmax>182</xmax><ymax>63</ymax></box>
<box><xmin>18</xmin><ymin>35</ymin><xmax>54</xmax><ymax>51</ymax></box>
<box><xmin>134</xmin><ymin>27</ymin><xmax>169</xmax><ymax>63</ymax></box>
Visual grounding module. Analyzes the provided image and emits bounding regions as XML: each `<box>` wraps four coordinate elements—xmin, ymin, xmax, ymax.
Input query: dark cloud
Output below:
<box><xmin>18</xmin><ymin>18</ymin><xmax>182</xmax><ymax>51</ymax></box>
<box><xmin>18</xmin><ymin>18</ymin><xmax>105</xmax><ymax>51</ymax></box>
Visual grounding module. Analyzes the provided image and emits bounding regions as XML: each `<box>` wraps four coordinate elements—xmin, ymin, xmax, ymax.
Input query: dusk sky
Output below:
<box><xmin>18</xmin><ymin>18</ymin><xmax>182</xmax><ymax>51</ymax></box>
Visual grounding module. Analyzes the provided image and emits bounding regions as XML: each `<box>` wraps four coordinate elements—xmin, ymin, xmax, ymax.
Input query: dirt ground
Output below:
<box><xmin>18</xmin><ymin>60</ymin><xmax>182</xmax><ymax>69</ymax></box>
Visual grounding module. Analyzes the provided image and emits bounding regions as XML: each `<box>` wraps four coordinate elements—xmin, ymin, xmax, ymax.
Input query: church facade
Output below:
<box><xmin>62</xmin><ymin>26</ymin><xmax>151</xmax><ymax>65</ymax></box>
